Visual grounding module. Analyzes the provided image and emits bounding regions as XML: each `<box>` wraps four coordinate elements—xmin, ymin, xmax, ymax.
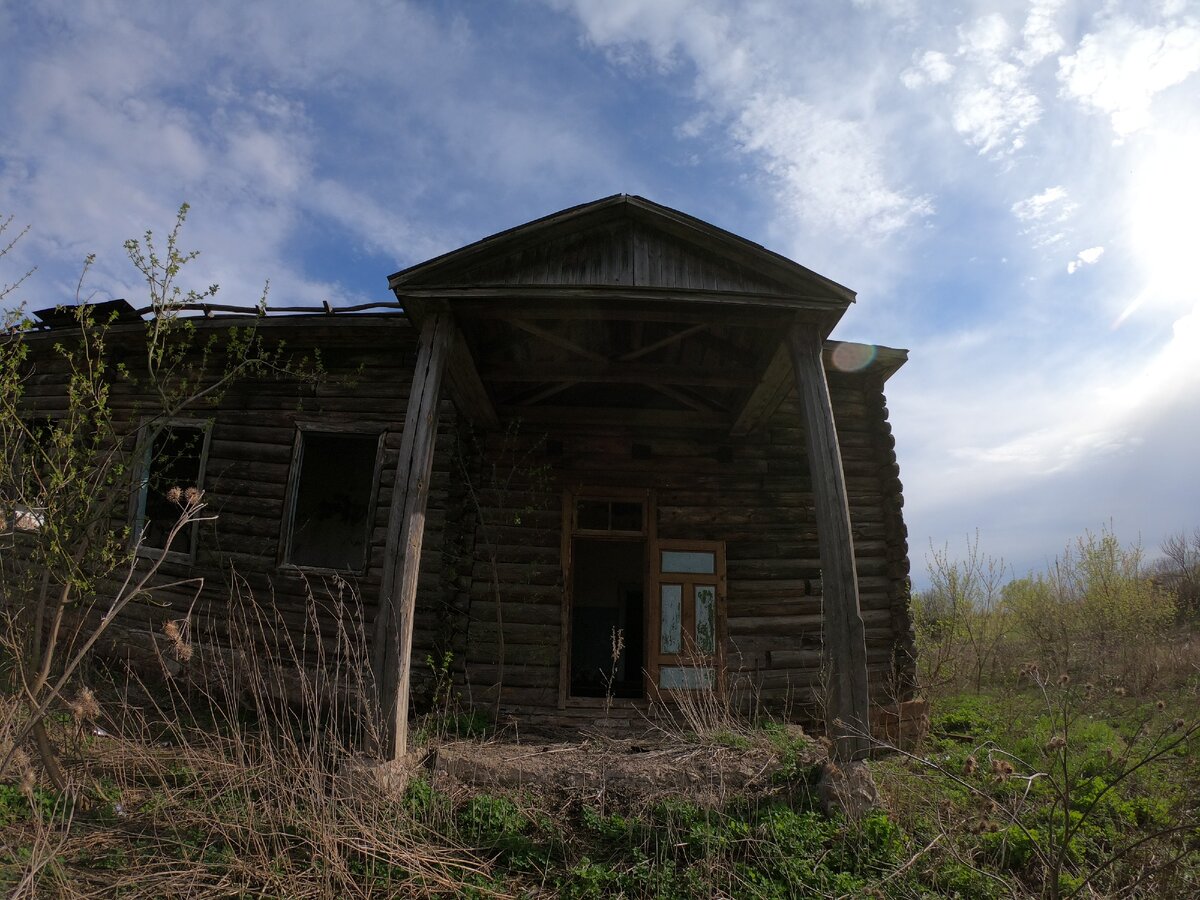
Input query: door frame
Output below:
<box><xmin>558</xmin><ymin>485</ymin><xmax>655</xmax><ymax>708</ymax></box>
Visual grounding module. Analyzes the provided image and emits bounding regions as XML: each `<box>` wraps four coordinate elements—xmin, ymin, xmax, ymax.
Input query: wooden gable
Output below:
<box><xmin>445</xmin><ymin>219</ymin><xmax>794</xmax><ymax>296</ymax></box>
<box><xmin>390</xmin><ymin>195</ymin><xmax>856</xmax><ymax>308</ymax></box>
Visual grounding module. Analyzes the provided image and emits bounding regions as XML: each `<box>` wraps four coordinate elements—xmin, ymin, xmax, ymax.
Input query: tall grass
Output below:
<box><xmin>0</xmin><ymin>574</ymin><xmax>488</xmax><ymax>898</ymax></box>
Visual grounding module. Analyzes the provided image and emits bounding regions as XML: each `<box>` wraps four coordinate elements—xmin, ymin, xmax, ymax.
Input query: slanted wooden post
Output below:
<box><xmin>788</xmin><ymin>319</ymin><xmax>871</xmax><ymax>761</ymax></box>
<box><xmin>374</xmin><ymin>310</ymin><xmax>452</xmax><ymax>761</ymax></box>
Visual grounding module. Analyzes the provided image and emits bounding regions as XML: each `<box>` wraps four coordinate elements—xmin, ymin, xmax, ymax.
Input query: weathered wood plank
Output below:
<box><xmin>788</xmin><ymin>319</ymin><xmax>871</xmax><ymax>762</ymax></box>
<box><xmin>373</xmin><ymin>312</ymin><xmax>452</xmax><ymax>760</ymax></box>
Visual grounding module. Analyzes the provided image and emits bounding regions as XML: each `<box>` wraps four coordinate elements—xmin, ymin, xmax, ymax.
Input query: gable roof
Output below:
<box><xmin>388</xmin><ymin>194</ymin><xmax>856</xmax><ymax>310</ymax></box>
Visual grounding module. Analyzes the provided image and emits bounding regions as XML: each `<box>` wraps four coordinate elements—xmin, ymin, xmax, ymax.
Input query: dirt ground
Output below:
<box><xmin>423</xmin><ymin>727</ymin><xmax>821</xmax><ymax>813</ymax></box>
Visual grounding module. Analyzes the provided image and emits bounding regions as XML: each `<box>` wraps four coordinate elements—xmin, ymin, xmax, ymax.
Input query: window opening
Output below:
<box><xmin>575</xmin><ymin>498</ymin><xmax>643</xmax><ymax>533</ymax></box>
<box><xmin>3</xmin><ymin>418</ymin><xmax>54</xmax><ymax>534</ymax></box>
<box><xmin>284</xmin><ymin>430</ymin><xmax>381</xmax><ymax>571</ymax></box>
<box><xmin>134</xmin><ymin>422</ymin><xmax>209</xmax><ymax>557</ymax></box>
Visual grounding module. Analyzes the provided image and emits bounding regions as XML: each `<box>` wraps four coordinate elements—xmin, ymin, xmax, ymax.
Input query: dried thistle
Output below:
<box><xmin>1156</xmin><ymin>699</ymin><xmax>1166</xmax><ymax>711</ymax></box>
<box><xmin>963</xmin><ymin>755</ymin><xmax>978</xmax><ymax>776</ymax></box>
<box><xmin>166</xmin><ymin>485</ymin><xmax>182</xmax><ymax>504</ymax></box>
<box><xmin>609</xmin><ymin>626</ymin><xmax>625</xmax><ymax>666</ymax></box>
<box><xmin>163</xmin><ymin>619</ymin><xmax>194</xmax><ymax>662</ymax></box>
<box><xmin>1057</xmin><ymin>673</ymin><xmax>1070</xmax><ymax>686</ymax></box>
<box><xmin>68</xmin><ymin>685</ymin><xmax>101</xmax><ymax>722</ymax></box>
<box><xmin>1044</xmin><ymin>735</ymin><xmax>1067</xmax><ymax>754</ymax></box>
<box><xmin>20</xmin><ymin>766</ymin><xmax>36</xmax><ymax>796</ymax></box>
<box><xmin>184</xmin><ymin>486</ymin><xmax>203</xmax><ymax>506</ymax></box>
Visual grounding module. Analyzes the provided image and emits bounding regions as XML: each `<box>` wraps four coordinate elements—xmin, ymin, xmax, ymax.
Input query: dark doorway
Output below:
<box><xmin>570</xmin><ymin>539</ymin><xmax>645</xmax><ymax>698</ymax></box>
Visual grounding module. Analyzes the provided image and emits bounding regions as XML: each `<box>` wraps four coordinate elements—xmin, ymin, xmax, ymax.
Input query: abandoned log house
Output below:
<box><xmin>13</xmin><ymin>195</ymin><xmax>914</xmax><ymax>760</ymax></box>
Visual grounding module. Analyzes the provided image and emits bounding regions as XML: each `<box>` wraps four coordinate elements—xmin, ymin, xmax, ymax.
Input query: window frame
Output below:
<box><xmin>277</xmin><ymin>422</ymin><xmax>387</xmax><ymax>576</ymax></box>
<box><xmin>130</xmin><ymin>417</ymin><xmax>213</xmax><ymax>564</ymax></box>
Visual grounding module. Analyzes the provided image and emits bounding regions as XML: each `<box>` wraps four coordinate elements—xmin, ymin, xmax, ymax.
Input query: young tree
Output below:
<box><xmin>1157</xmin><ymin>528</ymin><xmax>1200</xmax><ymax>614</ymax></box>
<box><xmin>0</xmin><ymin>205</ymin><xmax>298</xmax><ymax>791</ymax></box>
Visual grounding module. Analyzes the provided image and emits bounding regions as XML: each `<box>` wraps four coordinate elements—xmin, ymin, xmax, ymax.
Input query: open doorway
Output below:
<box><xmin>569</xmin><ymin>539</ymin><xmax>645</xmax><ymax>698</ymax></box>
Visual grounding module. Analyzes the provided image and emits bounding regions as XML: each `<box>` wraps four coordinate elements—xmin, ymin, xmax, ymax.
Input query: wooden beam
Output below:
<box><xmin>514</xmin><ymin>380</ymin><xmax>578</xmax><ymax>406</ymax></box>
<box><xmin>398</xmin><ymin>285</ymin><xmax>850</xmax><ymax>313</ymax></box>
<box><xmin>445</xmin><ymin>318</ymin><xmax>499</xmax><ymax>428</ymax></box>
<box><xmin>730</xmin><ymin>340</ymin><xmax>792</xmax><ymax>436</ymax></box>
<box><xmin>498</xmin><ymin>404</ymin><xmax>728</xmax><ymax>429</ymax></box>
<box><xmin>373</xmin><ymin>311</ymin><xmax>452</xmax><ymax>761</ymax></box>
<box><xmin>618</xmin><ymin>323</ymin><xmax>708</xmax><ymax>361</ymax></box>
<box><xmin>646</xmin><ymin>382</ymin><xmax>714</xmax><ymax>412</ymax></box>
<box><xmin>510</xmin><ymin>319</ymin><xmax>607</xmax><ymax>362</ymax></box>
<box><xmin>487</xmin><ymin>363</ymin><xmax>755</xmax><ymax>388</ymax></box>
<box><xmin>788</xmin><ymin>319</ymin><xmax>871</xmax><ymax>762</ymax></box>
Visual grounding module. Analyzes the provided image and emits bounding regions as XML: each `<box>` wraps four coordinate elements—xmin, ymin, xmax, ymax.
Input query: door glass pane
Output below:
<box><xmin>576</xmin><ymin>500</ymin><xmax>609</xmax><ymax>530</ymax></box>
<box><xmin>660</xmin><ymin>584</ymin><xmax>682</xmax><ymax>653</ymax></box>
<box><xmin>661</xmin><ymin>550</ymin><xmax>715</xmax><ymax>574</ymax></box>
<box><xmin>659</xmin><ymin>666</ymin><xmax>714</xmax><ymax>689</ymax></box>
<box><xmin>695</xmin><ymin>584</ymin><xmax>716</xmax><ymax>654</ymax></box>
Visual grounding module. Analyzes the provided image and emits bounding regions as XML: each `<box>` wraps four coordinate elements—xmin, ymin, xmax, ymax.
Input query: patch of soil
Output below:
<box><xmin>425</xmin><ymin>729</ymin><xmax>822</xmax><ymax>813</ymax></box>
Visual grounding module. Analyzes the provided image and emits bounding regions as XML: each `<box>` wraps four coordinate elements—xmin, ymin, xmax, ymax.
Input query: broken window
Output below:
<box><xmin>133</xmin><ymin>421</ymin><xmax>210</xmax><ymax>559</ymax></box>
<box><xmin>2</xmin><ymin>418</ymin><xmax>54</xmax><ymax>535</ymax></box>
<box><xmin>283</xmin><ymin>429</ymin><xmax>382</xmax><ymax>572</ymax></box>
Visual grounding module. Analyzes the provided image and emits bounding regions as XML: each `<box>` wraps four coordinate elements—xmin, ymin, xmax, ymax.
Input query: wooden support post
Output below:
<box><xmin>373</xmin><ymin>311</ymin><xmax>452</xmax><ymax>761</ymax></box>
<box><xmin>788</xmin><ymin>320</ymin><xmax>871</xmax><ymax>761</ymax></box>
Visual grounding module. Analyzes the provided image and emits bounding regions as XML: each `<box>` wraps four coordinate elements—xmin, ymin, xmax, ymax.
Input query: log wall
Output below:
<box><xmin>11</xmin><ymin>317</ymin><xmax>460</xmax><ymax>703</ymax></box>
<box><xmin>10</xmin><ymin>316</ymin><xmax>913</xmax><ymax>730</ymax></box>
<box><xmin>459</xmin><ymin>369</ymin><xmax>914</xmax><ymax>722</ymax></box>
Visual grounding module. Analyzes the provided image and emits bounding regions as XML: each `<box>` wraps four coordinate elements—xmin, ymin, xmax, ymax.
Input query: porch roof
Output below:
<box><xmin>389</xmin><ymin>195</ymin><xmax>903</xmax><ymax>433</ymax></box>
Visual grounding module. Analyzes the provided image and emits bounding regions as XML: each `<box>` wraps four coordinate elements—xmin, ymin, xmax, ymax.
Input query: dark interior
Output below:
<box><xmin>570</xmin><ymin>538</ymin><xmax>645</xmax><ymax>698</ymax></box>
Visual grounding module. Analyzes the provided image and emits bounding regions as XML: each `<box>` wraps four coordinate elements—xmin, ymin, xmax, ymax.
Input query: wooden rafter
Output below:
<box><xmin>618</xmin><ymin>323</ymin><xmax>708</xmax><ymax>361</ymax></box>
<box><xmin>510</xmin><ymin>319</ymin><xmax>607</xmax><ymax>362</ymax></box>
<box><xmin>730</xmin><ymin>341</ymin><xmax>792</xmax><ymax>436</ymax></box>
<box><xmin>515</xmin><ymin>380</ymin><xmax>578</xmax><ymax>406</ymax></box>
<box><xmin>646</xmin><ymin>383</ymin><xmax>713</xmax><ymax>412</ymax></box>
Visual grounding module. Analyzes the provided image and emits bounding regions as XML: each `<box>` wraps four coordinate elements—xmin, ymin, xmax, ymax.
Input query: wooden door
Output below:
<box><xmin>648</xmin><ymin>539</ymin><xmax>726</xmax><ymax>693</ymax></box>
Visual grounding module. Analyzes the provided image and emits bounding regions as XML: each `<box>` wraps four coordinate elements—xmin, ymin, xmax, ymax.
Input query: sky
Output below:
<box><xmin>1</xmin><ymin>0</ymin><xmax>1198</xmax><ymax>585</ymax></box>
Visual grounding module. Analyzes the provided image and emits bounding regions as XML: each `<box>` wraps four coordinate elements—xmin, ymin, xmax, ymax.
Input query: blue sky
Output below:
<box><xmin>2</xmin><ymin>0</ymin><xmax>1198</xmax><ymax>584</ymax></box>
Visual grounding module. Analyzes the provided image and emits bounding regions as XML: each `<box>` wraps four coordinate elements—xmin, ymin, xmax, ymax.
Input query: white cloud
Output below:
<box><xmin>905</xmin><ymin>8</ymin><xmax>1055</xmax><ymax>158</ymax></box>
<box><xmin>1059</xmin><ymin>17</ymin><xmax>1200</xmax><ymax>137</ymax></box>
<box><xmin>949</xmin><ymin>14</ymin><xmax>1043</xmax><ymax>156</ymax></box>
<box><xmin>551</xmin><ymin>0</ymin><xmax>932</xmax><ymax>245</ymax></box>
<box><xmin>1067</xmin><ymin>245</ymin><xmax>1105</xmax><ymax>273</ymax></box>
<box><xmin>850</xmin><ymin>0</ymin><xmax>917</xmax><ymax>18</ymax></box>
<box><xmin>1012</xmin><ymin>185</ymin><xmax>1070</xmax><ymax>221</ymax></box>
<box><xmin>1011</xmin><ymin>186</ymin><xmax>1078</xmax><ymax>248</ymax></box>
<box><xmin>1017</xmin><ymin>0</ymin><xmax>1067</xmax><ymax>66</ymax></box>
<box><xmin>733</xmin><ymin>94</ymin><xmax>933</xmax><ymax>239</ymax></box>
<box><xmin>901</xmin><ymin>51</ymin><xmax>955</xmax><ymax>89</ymax></box>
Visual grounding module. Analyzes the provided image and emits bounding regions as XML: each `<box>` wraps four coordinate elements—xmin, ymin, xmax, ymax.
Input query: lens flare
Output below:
<box><xmin>830</xmin><ymin>342</ymin><xmax>877</xmax><ymax>372</ymax></box>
